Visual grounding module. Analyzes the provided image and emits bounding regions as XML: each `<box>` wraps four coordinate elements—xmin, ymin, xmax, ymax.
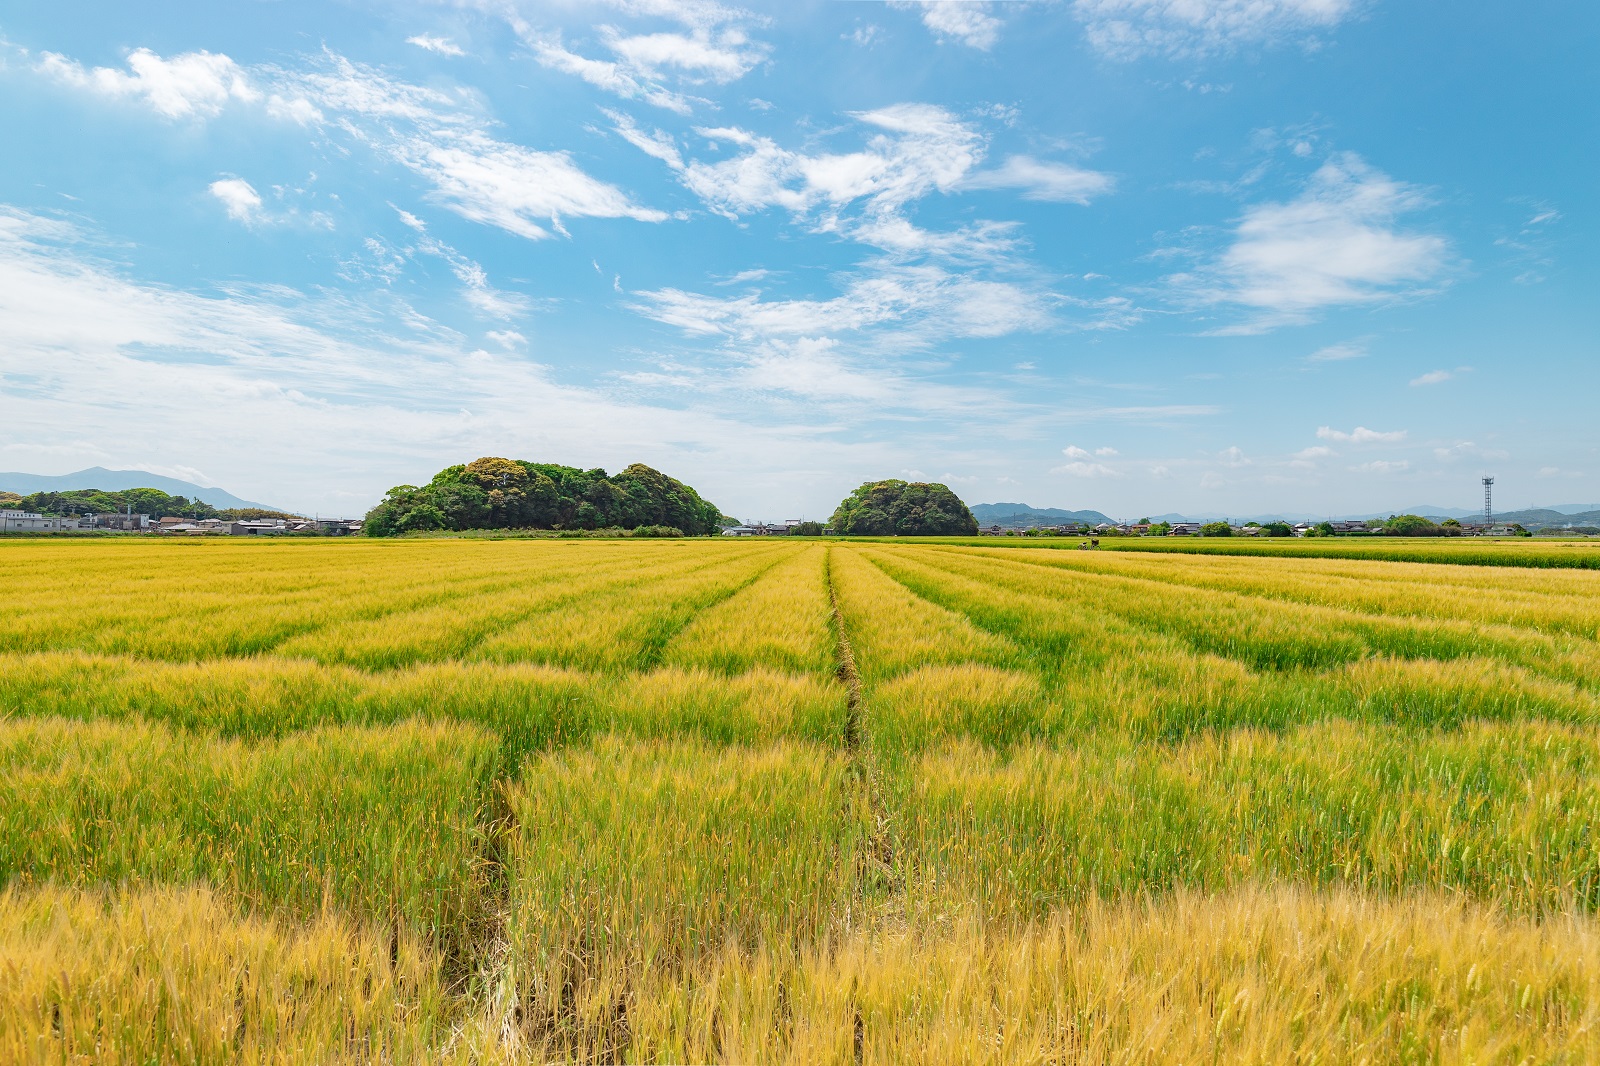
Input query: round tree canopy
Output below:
<box><xmin>829</xmin><ymin>479</ymin><xmax>978</xmax><ymax>536</ymax></box>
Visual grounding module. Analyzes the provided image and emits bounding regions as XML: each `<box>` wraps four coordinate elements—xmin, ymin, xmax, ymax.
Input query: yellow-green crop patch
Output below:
<box><xmin>2</xmin><ymin>536</ymin><xmax>1597</xmax><ymax>1060</ymax></box>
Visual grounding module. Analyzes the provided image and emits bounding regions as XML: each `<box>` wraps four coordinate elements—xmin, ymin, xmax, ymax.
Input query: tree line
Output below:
<box><xmin>0</xmin><ymin>488</ymin><xmax>290</xmax><ymax>522</ymax></box>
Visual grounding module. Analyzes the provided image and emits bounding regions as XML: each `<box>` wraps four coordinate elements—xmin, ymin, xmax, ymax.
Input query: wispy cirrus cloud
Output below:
<box><xmin>610</xmin><ymin>104</ymin><xmax>1110</xmax><ymax>260</ymax></box>
<box><xmin>1170</xmin><ymin>153</ymin><xmax>1451</xmax><ymax>333</ymax></box>
<box><xmin>890</xmin><ymin>1</ymin><xmax>1004</xmax><ymax>50</ymax></box>
<box><xmin>1073</xmin><ymin>0</ymin><xmax>1361</xmax><ymax>61</ymax></box>
<box><xmin>1305</xmin><ymin>340</ymin><xmax>1367</xmax><ymax>362</ymax></box>
<box><xmin>962</xmin><ymin>155</ymin><xmax>1116</xmax><ymax>204</ymax></box>
<box><xmin>632</xmin><ymin>263</ymin><xmax>1055</xmax><ymax>342</ymax></box>
<box><xmin>406</xmin><ymin>34</ymin><xmax>466</xmax><ymax>57</ymax></box>
<box><xmin>488</xmin><ymin>0</ymin><xmax>768</xmax><ymax>114</ymax></box>
<box><xmin>1409</xmin><ymin>366</ymin><xmax>1470</xmax><ymax>386</ymax></box>
<box><xmin>36</xmin><ymin>46</ymin><xmax>667</xmax><ymax>242</ymax></box>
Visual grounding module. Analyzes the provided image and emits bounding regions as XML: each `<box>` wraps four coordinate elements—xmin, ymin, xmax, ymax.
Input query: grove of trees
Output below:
<box><xmin>828</xmin><ymin>480</ymin><xmax>978</xmax><ymax>536</ymax></box>
<box><xmin>363</xmin><ymin>458</ymin><xmax>724</xmax><ymax>537</ymax></box>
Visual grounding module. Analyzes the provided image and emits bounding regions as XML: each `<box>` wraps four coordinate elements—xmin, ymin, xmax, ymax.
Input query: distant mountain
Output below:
<box><xmin>971</xmin><ymin>502</ymin><xmax>1116</xmax><ymax>527</ymax></box>
<box><xmin>0</xmin><ymin>467</ymin><xmax>279</xmax><ymax>511</ymax></box>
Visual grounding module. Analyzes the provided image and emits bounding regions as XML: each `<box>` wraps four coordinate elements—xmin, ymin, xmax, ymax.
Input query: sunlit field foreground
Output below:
<box><xmin>4</xmin><ymin>538</ymin><xmax>1600</xmax><ymax>1063</ymax></box>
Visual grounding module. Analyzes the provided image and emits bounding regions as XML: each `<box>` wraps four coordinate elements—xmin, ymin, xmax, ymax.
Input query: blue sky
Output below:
<box><xmin>1</xmin><ymin>1</ymin><xmax>1594</xmax><ymax>520</ymax></box>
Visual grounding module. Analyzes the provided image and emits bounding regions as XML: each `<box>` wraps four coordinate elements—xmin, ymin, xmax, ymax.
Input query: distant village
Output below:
<box><xmin>722</xmin><ymin>517</ymin><xmax>1544</xmax><ymax>538</ymax></box>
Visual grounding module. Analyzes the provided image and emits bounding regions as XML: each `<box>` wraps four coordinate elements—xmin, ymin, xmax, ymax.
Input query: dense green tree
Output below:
<box><xmin>364</xmin><ymin>458</ymin><xmax>722</xmax><ymax>536</ymax></box>
<box><xmin>1382</xmin><ymin>514</ymin><xmax>1442</xmax><ymax>537</ymax></box>
<box><xmin>1261</xmin><ymin>521</ymin><xmax>1294</xmax><ymax>537</ymax></box>
<box><xmin>828</xmin><ymin>480</ymin><xmax>978</xmax><ymax>536</ymax></box>
<box><xmin>1200</xmin><ymin>521</ymin><xmax>1233</xmax><ymax>537</ymax></box>
<box><xmin>789</xmin><ymin>521</ymin><xmax>825</xmax><ymax>536</ymax></box>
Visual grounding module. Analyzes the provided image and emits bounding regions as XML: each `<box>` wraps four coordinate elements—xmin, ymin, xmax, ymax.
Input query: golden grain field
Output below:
<box><xmin>3</xmin><ymin>536</ymin><xmax>1599</xmax><ymax>1063</ymax></box>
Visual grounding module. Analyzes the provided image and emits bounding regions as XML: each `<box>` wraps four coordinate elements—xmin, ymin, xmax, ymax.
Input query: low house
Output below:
<box><xmin>91</xmin><ymin>513</ymin><xmax>151</xmax><ymax>531</ymax></box>
<box><xmin>1167</xmin><ymin>522</ymin><xmax>1200</xmax><ymax>536</ymax></box>
<box><xmin>1</xmin><ymin>510</ymin><xmax>80</xmax><ymax>532</ymax></box>
<box><xmin>721</xmin><ymin>525</ymin><xmax>759</xmax><ymax>537</ymax></box>
<box><xmin>228</xmin><ymin>520</ymin><xmax>288</xmax><ymax>536</ymax></box>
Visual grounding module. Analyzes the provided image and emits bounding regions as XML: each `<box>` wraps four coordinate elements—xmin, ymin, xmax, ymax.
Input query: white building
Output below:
<box><xmin>1</xmin><ymin>510</ymin><xmax>81</xmax><ymax>532</ymax></box>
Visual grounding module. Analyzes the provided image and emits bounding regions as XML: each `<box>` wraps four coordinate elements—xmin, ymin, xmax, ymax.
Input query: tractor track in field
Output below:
<box><xmin>825</xmin><ymin>546</ymin><xmax>901</xmax><ymax>913</ymax></box>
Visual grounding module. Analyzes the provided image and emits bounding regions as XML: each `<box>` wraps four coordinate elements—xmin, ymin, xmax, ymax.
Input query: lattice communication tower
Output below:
<box><xmin>1482</xmin><ymin>476</ymin><xmax>1494</xmax><ymax>529</ymax></box>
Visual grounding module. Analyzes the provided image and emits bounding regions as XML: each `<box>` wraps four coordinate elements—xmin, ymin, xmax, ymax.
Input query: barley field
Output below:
<box><xmin>4</xmin><ymin>536</ymin><xmax>1600</xmax><ymax>1063</ymax></box>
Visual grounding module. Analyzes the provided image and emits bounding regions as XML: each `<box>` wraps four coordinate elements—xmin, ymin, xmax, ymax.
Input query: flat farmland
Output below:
<box><xmin>4</xmin><ymin>537</ymin><xmax>1600</xmax><ymax>1063</ymax></box>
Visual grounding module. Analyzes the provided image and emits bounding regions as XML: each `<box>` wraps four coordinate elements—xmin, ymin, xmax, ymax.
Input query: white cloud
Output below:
<box><xmin>533</xmin><ymin>38</ymin><xmax>696</xmax><ymax>114</ymax></box>
<box><xmin>1073</xmin><ymin>0</ymin><xmax>1360</xmax><ymax>60</ymax></box>
<box><xmin>962</xmin><ymin>155</ymin><xmax>1115</xmax><ymax>204</ymax></box>
<box><xmin>1433</xmin><ymin>441</ymin><xmax>1508</xmax><ymax>463</ymax></box>
<box><xmin>392</xmin><ymin>205</ymin><xmax>428</xmax><ymax>231</ymax></box>
<box><xmin>681</xmin><ymin>104</ymin><xmax>983</xmax><ymax>224</ymax></box>
<box><xmin>1317</xmin><ymin>425</ymin><xmax>1405</xmax><ymax>444</ymax></box>
<box><xmin>716</xmin><ymin>268</ymin><xmax>770</xmax><ymax>286</ymax></box>
<box><xmin>209</xmin><ymin>178</ymin><xmax>263</xmax><ymax>223</ymax></box>
<box><xmin>519</xmin><ymin>1</ymin><xmax>767</xmax><ymax>114</ymax></box>
<box><xmin>1219</xmin><ymin>445</ymin><xmax>1249</xmax><ymax>466</ymax></box>
<box><xmin>1063</xmin><ymin>445</ymin><xmax>1119</xmax><ymax>460</ymax></box>
<box><xmin>390</xmin><ymin>129</ymin><xmax>668</xmax><ymax>240</ymax></box>
<box><xmin>1355</xmin><ymin>459</ymin><xmax>1408</xmax><ymax>474</ymax></box>
<box><xmin>1305</xmin><ymin>341</ymin><xmax>1367</xmax><ymax>362</ymax></box>
<box><xmin>485</xmin><ymin>329</ymin><xmax>526</xmax><ymax>349</ymax></box>
<box><xmin>415</xmin><ymin>236</ymin><xmax>529</xmax><ymax>319</ymax></box>
<box><xmin>1287</xmin><ymin>444</ymin><xmax>1333</xmax><ymax>469</ymax></box>
<box><xmin>38</xmin><ymin>47</ymin><xmax>259</xmax><ymax>119</ymax></box>
<box><xmin>1053</xmin><ymin>461</ymin><xmax>1121</xmax><ymax>478</ymax></box>
<box><xmin>1095</xmin><ymin>446</ymin><xmax>1119</xmax><ymax>457</ymax></box>
<box><xmin>1409</xmin><ymin>368</ymin><xmax>1469</xmax><ymax>386</ymax></box>
<box><xmin>890</xmin><ymin>1</ymin><xmax>1004</xmax><ymax>50</ymax></box>
<box><xmin>605</xmin><ymin>109</ymin><xmax>686</xmax><ymax>168</ymax></box>
<box><xmin>407</xmin><ymin>35</ymin><xmax>467</xmax><ymax>57</ymax></box>
<box><xmin>633</xmin><ymin>263</ymin><xmax>1053</xmax><ymax>341</ymax></box>
<box><xmin>1172</xmin><ymin>153</ymin><xmax>1449</xmax><ymax>332</ymax></box>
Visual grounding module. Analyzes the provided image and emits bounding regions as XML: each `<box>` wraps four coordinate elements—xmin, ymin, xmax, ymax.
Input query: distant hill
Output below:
<box><xmin>1490</xmin><ymin>507</ymin><xmax>1600</xmax><ymax>528</ymax></box>
<box><xmin>971</xmin><ymin>502</ymin><xmax>1116</xmax><ymax>527</ymax></box>
<box><xmin>0</xmin><ymin>467</ymin><xmax>278</xmax><ymax>511</ymax></box>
